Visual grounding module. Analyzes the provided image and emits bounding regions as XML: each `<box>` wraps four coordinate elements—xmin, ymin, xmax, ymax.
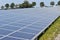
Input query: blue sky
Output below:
<box><xmin>0</xmin><ymin>0</ymin><xmax>59</xmax><ymax>7</ymax></box>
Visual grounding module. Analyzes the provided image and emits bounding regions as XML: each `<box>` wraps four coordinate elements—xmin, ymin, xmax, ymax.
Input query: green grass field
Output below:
<box><xmin>39</xmin><ymin>17</ymin><xmax>60</xmax><ymax>40</ymax></box>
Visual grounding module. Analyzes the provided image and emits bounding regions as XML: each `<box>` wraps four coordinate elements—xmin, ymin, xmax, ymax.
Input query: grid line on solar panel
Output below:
<box><xmin>0</xmin><ymin>13</ymin><xmax>40</xmax><ymax>21</ymax></box>
<box><xmin>1</xmin><ymin>19</ymin><xmax>40</xmax><ymax>26</ymax></box>
<box><xmin>0</xmin><ymin>21</ymin><xmax>43</xmax><ymax>32</ymax></box>
<box><xmin>0</xmin><ymin>8</ymin><xmax>59</xmax><ymax>40</ymax></box>
<box><xmin>0</xmin><ymin>19</ymin><xmax>41</xmax><ymax>29</ymax></box>
<box><xmin>26</xmin><ymin>26</ymin><xmax>41</xmax><ymax>31</ymax></box>
<box><xmin>25</xmin><ymin>22</ymin><xmax>49</xmax><ymax>31</ymax></box>
<box><xmin>26</xmin><ymin>28</ymin><xmax>40</xmax><ymax>31</ymax></box>
<box><xmin>0</xmin><ymin>28</ymin><xmax>34</xmax><ymax>40</ymax></box>
<box><xmin>0</xmin><ymin>20</ymin><xmax>26</xmax><ymax>27</ymax></box>
<box><xmin>6</xmin><ymin>36</ymin><xmax>29</xmax><ymax>40</ymax></box>
<box><xmin>0</xmin><ymin>28</ymin><xmax>35</xmax><ymax>35</ymax></box>
<box><xmin>0</xmin><ymin>17</ymin><xmax>39</xmax><ymax>27</ymax></box>
<box><xmin>20</xmin><ymin>28</ymin><xmax>39</xmax><ymax>34</ymax></box>
<box><xmin>0</xmin><ymin>28</ymin><xmax>14</xmax><ymax>31</ymax></box>
<box><xmin>0</xmin><ymin>18</ymin><xmax>30</xmax><ymax>26</ymax></box>
<box><xmin>0</xmin><ymin>16</ymin><xmax>54</xmax><ymax>39</ymax></box>
<box><xmin>1</xmin><ymin>36</ymin><xmax>28</xmax><ymax>40</ymax></box>
<box><xmin>0</xmin><ymin>24</ymin><xmax>41</xmax><ymax>31</ymax></box>
<box><xmin>0</xmin><ymin>29</ymin><xmax>13</xmax><ymax>35</ymax></box>
<box><xmin>0</xmin><ymin>25</ymin><xmax>22</xmax><ymax>31</ymax></box>
<box><xmin>0</xmin><ymin>34</ymin><xmax>30</xmax><ymax>40</ymax></box>
<box><xmin>9</xmin><ymin>32</ymin><xmax>34</xmax><ymax>39</ymax></box>
<box><xmin>0</xmin><ymin>34</ymin><xmax>29</xmax><ymax>40</ymax></box>
<box><xmin>18</xmin><ymin>31</ymin><xmax>35</xmax><ymax>35</ymax></box>
<box><xmin>0</xmin><ymin>19</ymin><xmax>41</xmax><ymax>39</ymax></box>
<box><xmin>0</xmin><ymin>13</ymin><xmax>38</xmax><ymax>20</ymax></box>
<box><xmin>0</xmin><ymin>24</ymin><xmax>40</xmax><ymax>35</ymax></box>
<box><xmin>20</xmin><ymin>28</ymin><xmax>40</xmax><ymax>34</ymax></box>
<box><xmin>0</xmin><ymin>24</ymin><xmax>23</xmax><ymax>28</ymax></box>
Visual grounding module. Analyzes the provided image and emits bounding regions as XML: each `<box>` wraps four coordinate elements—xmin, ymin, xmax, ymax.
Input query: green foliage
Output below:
<box><xmin>23</xmin><ymin>0</ymin><xmax>29</xmax><ymax>8</ymax></box>
<box><xmin>28</xmin><ymin>4</ymin><xmax>33</xmax><ymax>8</ymax></box>
<box><xmin>5</xmin><ymin>3</ymin><xmax>9</xmax><ymax>9</ymax></box>
<box><xmin>24</xmin><ymin>0</ymin><xmax>29</xmax><ymax>4</ymax></box>
<box><xmin>40</xmin><ymin>2</ymin><xmax>45</xmax><ymax>7</ymax></box>
<box><xmin>2</xmin><ymin>0</ymin><xmax>60</xmax><ymax>9</ymax></box>
<box><xmin>19</xmin><ymin>0</ymin><xmax>35</xmax><ymax>8</ymax></box>
<box><xmin>32</xmin><ymin>2</ymin><xmax>36</xmax><ymax>6</ymax></box>
<box><xmin>50</xmin><ymin>1</ymin><xmax>55</xmax><ymax>6</ymax></box>
<box><xmin>10</xmin><ymin>3</ymin><xmax>15</xmax><ymax>9</ymax></box>
<box><xmin>1</xmin><ymin>0</ymin><xmax>37</xmax><ymax>9</ymax></box>
<box><xmin>23</xmin><ymin>3</ymin><xmax>29</xmax><ymax>8</ymax></box>
<box><xmin>57</xmin><ymin>1</ymin><xmax>60</xmax><ymax>5</ymax></box>
<box><xmin>1</xmin><ymin>6</ymin><xmax>4</xmax><ymax>9</ymax></box>
<box><xmin>39</xmin><ymin>17</ymin><xmax>60</xmax><ymax>40</ymax></box>
<box><xmin>19</xmin><ymin>4</ymin><xmax>24</xmax><ymax>8</ymax></box>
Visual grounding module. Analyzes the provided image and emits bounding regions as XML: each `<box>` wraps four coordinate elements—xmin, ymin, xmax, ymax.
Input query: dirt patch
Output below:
<box><xmin>55</xmin><ymin>34</ymin><xmax>60</xmax><ymax>40</ymax></box>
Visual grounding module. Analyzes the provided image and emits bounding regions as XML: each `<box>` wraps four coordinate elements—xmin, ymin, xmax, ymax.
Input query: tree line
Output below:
<box><xmin>1</xmin><ymin>0</ymin><xmax>36</xmax><ymax>10</ymax></box>
<box><xmin>40</xmin><ymin>1</ymin><xmax>60</xmax><ymax>7</ymax></box>
<box><xmin>1</xmin><ymin>1</ymin><xmax>60</xmax><ymax>10</ymax></box>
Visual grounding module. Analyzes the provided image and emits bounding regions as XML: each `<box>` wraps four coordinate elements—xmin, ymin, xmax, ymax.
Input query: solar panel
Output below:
<box><xmin>0</xmin><ymin>7</ymin><xmax>60</xmax><ymax>40</ymax></box>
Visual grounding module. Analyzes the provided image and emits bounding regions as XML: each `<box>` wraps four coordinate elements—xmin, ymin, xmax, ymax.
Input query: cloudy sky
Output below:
<box><xmin>0</xmin><ymin>0</ymin><xmax>59</xmax><ymax>7</ymax></box>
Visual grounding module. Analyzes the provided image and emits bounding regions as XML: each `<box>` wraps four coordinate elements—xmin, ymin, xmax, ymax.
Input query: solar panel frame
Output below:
<box><xmin>31</xmin><ymin>15</ymin><xmax>60</xmax><ymax>40</ymax></box>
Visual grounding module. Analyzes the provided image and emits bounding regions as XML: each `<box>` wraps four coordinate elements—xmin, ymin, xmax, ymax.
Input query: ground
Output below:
<box><xmin>55</xmin><ymin>34</ymin><xmax>60</xmax><ymax>40</ymax></box>
<box><xmin>39</xmin><ymin>17</ymin><xmax>60</xmax><ymax>40</ymax></box>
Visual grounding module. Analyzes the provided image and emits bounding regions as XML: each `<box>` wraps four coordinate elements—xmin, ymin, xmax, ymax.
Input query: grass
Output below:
<box><xmin>39</xmin><ymin>17</ymin><xmax>60</xmax><ymax>40</ymax></box>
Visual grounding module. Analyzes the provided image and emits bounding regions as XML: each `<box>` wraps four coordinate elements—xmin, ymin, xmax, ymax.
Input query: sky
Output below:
<box><xmin>0</xmin><ymin>0</ymin><xmax>59</xmax><ymax>7</ymax></box>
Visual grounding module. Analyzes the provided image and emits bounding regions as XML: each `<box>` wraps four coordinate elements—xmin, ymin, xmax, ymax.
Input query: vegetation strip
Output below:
<box><xmin>1</xmin><ymin>0</ymin><xmax>60</xmax><ymax>10</ymax></box>
<box><xmin>39</xmin><ymin>16</ymin><xmax>60</xmax><ymax>40</ymax></box>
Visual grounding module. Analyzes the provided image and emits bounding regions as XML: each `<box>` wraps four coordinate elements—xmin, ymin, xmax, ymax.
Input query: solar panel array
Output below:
<box><xmin>0</xmin><ymin>8</ymin><xmax>59</xmax><ymax>40</ymax></box>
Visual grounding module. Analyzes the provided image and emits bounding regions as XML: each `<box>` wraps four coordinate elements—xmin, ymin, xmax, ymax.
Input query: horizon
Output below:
<box><xmin>0</xmin><ymin>0</ymin><xmax>59</xmax><ymax>8</ymax></box>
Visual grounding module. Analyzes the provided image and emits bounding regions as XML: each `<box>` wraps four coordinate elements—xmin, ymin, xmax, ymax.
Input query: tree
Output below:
<box><xmin>1</xmin><ymin>6</ymin><xmax>4</xmax><ymax>9</ymax></box>
<box><xmin>19</xmin><ymin>0</ymin><xmax>34</xmax><ymax>8</ymax></box>
<box><xmin>23</xmin><ymin>0</ymin><xmax>29</xmax><ymax>8</ymax></box>
<box><xmin>40</xmin><ymin>2</ymin><xmax>45</xmax><ymax>7</ymax></box>
<box><xmin>32</xmin><ymin>2</ymin><xmax>36</xmax><ymax>6</ymax></box>
<box><xmin>5</xmin><ymin>3</ymin><xmax>9</xmax><ymax>9</ymax></box>
<box><xmin>19</xmin><ymin>4</ymin><xmax>24</xmax><ymax>8</ymax></box>
<box><xmin>10</xmin><ymin>3</ymin><xmax>15</xmax><ymax>9</ymax></box>
<box><xmin>57</xmin><ymin>1</ymin><xmax>60</xmax><ymax>5</ymax></box>
<box><xmin>24</xmin><ymin>0</ymin><xmax>29</xmax><ymax>5</ymax></box>
<box><xmin>28</xmin><ymin>4</ymin><xmax>33</xmax><ymax>8</ymax></box>
<box><xmin>50</xmin><ymin>1</ymin><xmax>55</xmax><ymax>6</ymax></box>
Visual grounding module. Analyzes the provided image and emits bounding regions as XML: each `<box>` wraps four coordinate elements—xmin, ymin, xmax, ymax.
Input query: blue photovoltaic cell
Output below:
<box><xmin>10</xmin><ymin>32</ymin><xmax>34</xmax><ymax>39</ymax></box>
<box><xmin>0</xmin><ymin>29</ymin><xmax>13</xmax><ymax>35</ymax></box>
<box><xmin>1</xmin><ymin>37</ymin><xmax>24</xmax><ymax>40</ymax></box>
<box><xmin>20</xmin><ymin>28</ymin><xmax>39</xmax><ymax>34</ymax></box>
<box><xmin>0</xmin><ymin>7</ymin><xmax>60</xmax><ymax>40</ymax></box>
<box><xmin>0</xmin><ymin>36</ymin><xmax>3</xmax><ymax>38</ymax></box>
<box><xmin>0</xmin><ymin>25</ymin><xmax>20</xmax><ymax>31</ymax></box>
<box><xmin>10</xmin><ymin>23</ymin><xmax>26</xmax><ymax>27</ymax></box>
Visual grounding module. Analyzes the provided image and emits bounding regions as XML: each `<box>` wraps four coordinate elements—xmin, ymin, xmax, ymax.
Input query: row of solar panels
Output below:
<box><xmin>0</xmin><ymin>7</ymin><xmax>60</xmax><ymax>40</ymax></box>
